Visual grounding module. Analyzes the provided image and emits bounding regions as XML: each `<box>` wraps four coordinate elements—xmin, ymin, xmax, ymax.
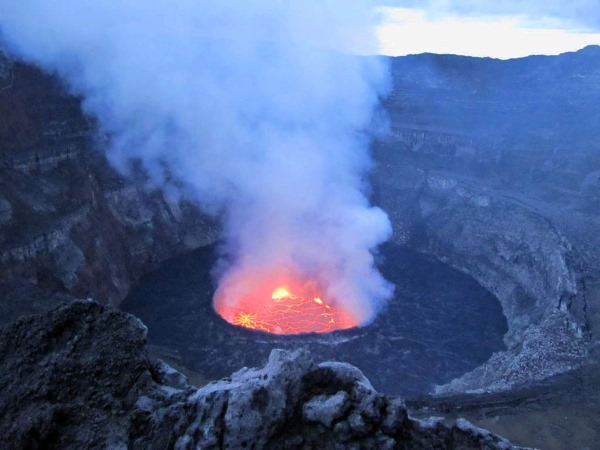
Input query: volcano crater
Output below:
<box><xmin>122</xmin><ymin>241</ymin><xmax>508</xmax><ymax>396</ymax></box>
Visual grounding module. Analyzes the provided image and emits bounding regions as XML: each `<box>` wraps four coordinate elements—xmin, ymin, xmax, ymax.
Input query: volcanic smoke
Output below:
<box><xmin>0</xmin><ymin>0</ymin><xmax>394</xmax><ymax>333</ymax></box>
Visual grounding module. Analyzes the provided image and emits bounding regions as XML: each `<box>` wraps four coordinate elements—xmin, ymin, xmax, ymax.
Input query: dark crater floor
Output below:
<box><xmin>122</xmin><ymin>242</ymin><xmax>508</xmax><ymax>396</ymax></box>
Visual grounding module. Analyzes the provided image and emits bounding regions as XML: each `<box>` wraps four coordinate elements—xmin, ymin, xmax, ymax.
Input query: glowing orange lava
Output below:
<box><xmin>215</xmin><ymin>277</ymin><xmax>358</xmax><ymax>335</ymax></box>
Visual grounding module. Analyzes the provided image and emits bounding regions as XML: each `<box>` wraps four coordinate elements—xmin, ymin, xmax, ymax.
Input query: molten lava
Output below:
<box><xmin>215</xmin><ymin>277</ymin><xmax>358</xmax><ymax>335</ymax></box>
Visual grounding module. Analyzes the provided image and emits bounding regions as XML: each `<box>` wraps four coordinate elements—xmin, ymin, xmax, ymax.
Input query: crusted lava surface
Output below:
<box><xmin>122</xmin><ymin>242</ymin><xmax>508</xmax><ymax>396</ymax></box>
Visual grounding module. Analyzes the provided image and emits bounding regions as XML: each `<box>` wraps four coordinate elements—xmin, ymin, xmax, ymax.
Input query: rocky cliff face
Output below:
<box><xmin>0</xmin><ymin>301</ymin><xmax>525</xmax><ymax>449</ymax></box>
<box><xmin>0</xmin><ymin>49</ymin><xmax>12</xmax><ymax>90</ymax></box>
<box><xmin>0</xmin><ymin>52</ymin><xmax>218</xmax><ymax>322</ymax></box>
<box><xmin>364</xmin><ymin>48</ymin><xmax>600</xmax><ymax>393</ymax></box>
<box><xmin>373</xmin><ymin>151</ymin><xmax>589</xmax><ymax>393</ymax></box>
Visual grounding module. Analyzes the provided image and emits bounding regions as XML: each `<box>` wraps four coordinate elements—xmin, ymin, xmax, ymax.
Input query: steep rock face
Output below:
<box><xmin>417</xmin><ymin>173</ymin><xmax>588</xmax><ymax>393</ymax></box>
<box><xmin>373</xmin><ymin>129</ymin><xmax>589</xmax><ymax>393</ymax></box>
<box><xmin>0</xmin><ymin>301</ymin><xmax>525</xmax><ymax>450</ymax></box>
<box><xmin>385</xmin><ymin>47</ymin><xmax>600</xmax><ymax>150</ymax></box>
<box><xmin>0</xmin><ymin>54</ymin><xmax>218</xmax><ymax>321</ymax></box>
<box><xmin>365</xmin><ymin>48</ymin><xmax>600</xmax><ymax>393</ymax></box>
<box><xmin>0</xmin><ymin>50</ymin><xmax>12</xmax><ymax>90</ymax></box>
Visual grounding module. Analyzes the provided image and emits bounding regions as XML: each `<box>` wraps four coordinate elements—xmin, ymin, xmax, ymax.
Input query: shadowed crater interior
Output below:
<box><xmin>122</xmin><ymin>242</ymin><xmax>508</xmax><ymax>396</ymax></box>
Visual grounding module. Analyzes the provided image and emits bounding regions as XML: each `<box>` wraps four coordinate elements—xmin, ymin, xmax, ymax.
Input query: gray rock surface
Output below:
<box><xmin>0</xmin><ymin>301</ymin><xmax>525</xmax><ymax>449</ymax></box>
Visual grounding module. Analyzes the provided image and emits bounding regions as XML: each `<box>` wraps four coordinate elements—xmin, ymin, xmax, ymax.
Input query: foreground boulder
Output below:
<box><xmin>0</xmin><ymin>301</ymin><xmax>525</xmax><ymax>449</ymax></box>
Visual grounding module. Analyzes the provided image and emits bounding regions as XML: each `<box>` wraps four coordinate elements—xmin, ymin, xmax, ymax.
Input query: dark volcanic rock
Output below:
<box><xmin>0</xmin><ymin>300</ymin><xmax>156</xmax><ymax>448</ymax></box>
<box><xmin>0</xmin><ymin>51</ymin><xmax>218</xmax><ymax>321</ymax></box>
<box><xmin>0</xmin><ymin>49</ymin><xmax>12</xmax><ymax>90</ymax></box>
<box><xmin>0</xmin><ymin>301</ymin><xmax>524</xmax><ymax>449</ymax></box>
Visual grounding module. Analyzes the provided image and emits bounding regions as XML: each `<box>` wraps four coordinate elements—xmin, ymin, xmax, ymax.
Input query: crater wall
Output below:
<box><xmin>0</xmin><ymin>53</ymin><xmax>218</xmax><ymax>322</ymax></box>
<box><xmin>1</xmin><ymin>47</ymin><xmax>598</xmax><ymax>394</ymax></box>
<box><xmin>372</xmin><ymin>126</ymin><xmax>590</xmax><ymax>393</ymax></box>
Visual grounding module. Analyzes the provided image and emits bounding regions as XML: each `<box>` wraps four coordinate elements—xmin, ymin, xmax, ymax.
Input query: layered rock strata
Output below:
<box><xmin>0</xmin><ymin>52</ymin><xmax>218</xmax><ymax>322</ymax></box>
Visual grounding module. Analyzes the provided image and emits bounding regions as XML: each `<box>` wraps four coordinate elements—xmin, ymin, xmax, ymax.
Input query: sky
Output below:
<box><xmin>375</xmin><ymin>2</ymin><xmax>600</xmax><ymax>58</ymax></box>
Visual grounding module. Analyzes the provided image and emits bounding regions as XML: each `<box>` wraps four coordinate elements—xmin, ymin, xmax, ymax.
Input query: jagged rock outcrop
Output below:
<box><xmin>0</xmin><ymin>300</ymin><xmax>153</xmax><ymax>449</ymax></box>
<box><xmin>0</xmin><ymin>301</ymin><xmax>525</xmax><ymax>449</ymax></box>
<box><xmin>0</xmin><ymin>53</ymin><xmax>219</xmax><ymax>322</ymax></box>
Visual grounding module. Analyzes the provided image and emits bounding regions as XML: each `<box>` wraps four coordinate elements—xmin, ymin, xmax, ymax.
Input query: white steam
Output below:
<box><xmin>0</xmin><ymin>0</ymin><xmax>393</xmax><ymax>323</ymax></box>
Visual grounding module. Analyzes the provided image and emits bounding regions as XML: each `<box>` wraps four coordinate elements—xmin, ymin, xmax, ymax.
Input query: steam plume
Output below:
<box><xmin>0</xmin><ymin>0</ymin><xmax>393</xmax><ymax>323</ymax></box>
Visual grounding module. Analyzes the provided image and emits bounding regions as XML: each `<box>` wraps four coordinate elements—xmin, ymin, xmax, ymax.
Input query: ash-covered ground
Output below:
<box><xmin>122</xmin><ymin>242</ymin><xmax>507</xmax><ymax>396</ymax></box>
